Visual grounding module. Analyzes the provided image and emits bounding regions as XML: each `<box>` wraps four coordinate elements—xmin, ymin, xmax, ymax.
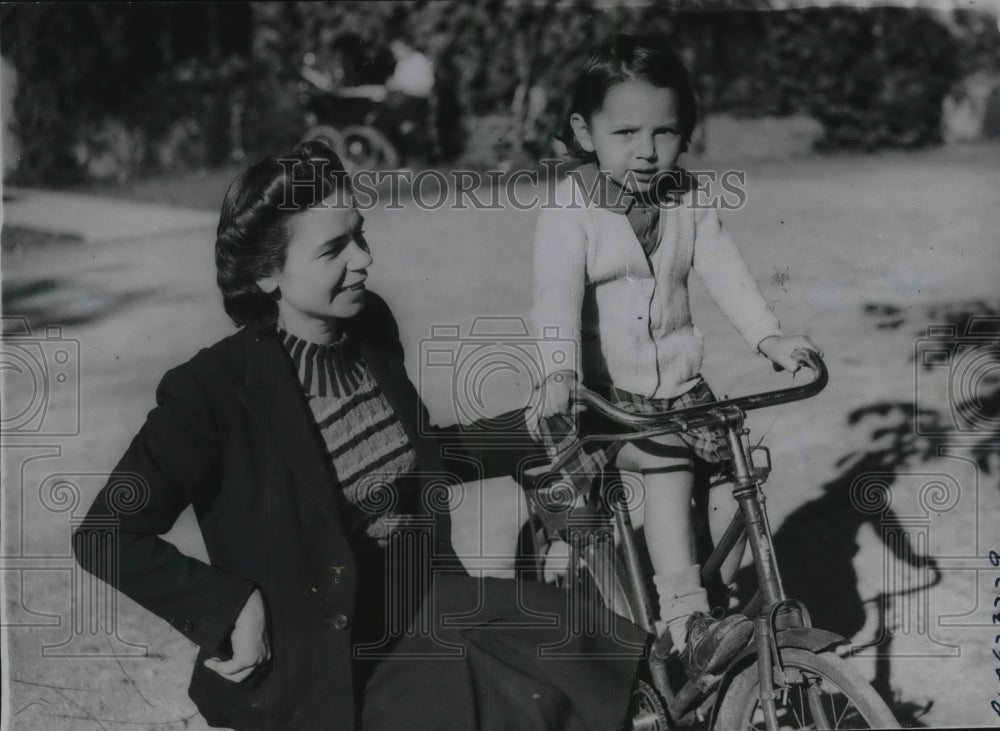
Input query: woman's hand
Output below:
<box><xmin>543</xmin><ymin>539</ymin><xmax>571</xmax><ymax>585</ymax></box>
<box><xmin>539</xmin><ymin>370</ymin><xmax>580</xmax><ymax>418</ymax></box>
<box><xmin>204</xmin><ymin>589</ymin><xmax>271</xmax><ymax>683</ymax></box>
<box><xmin>758</xmin><ymin>335</ymin><xmax>823</xmax><ymax>373</ymax></box>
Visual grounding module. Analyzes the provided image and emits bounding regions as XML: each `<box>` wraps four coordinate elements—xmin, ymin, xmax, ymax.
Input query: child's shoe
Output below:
<box><xmin>681</xmin><ymin>611</ymin><xmax>753</xmax><ymax>678</ymax></box>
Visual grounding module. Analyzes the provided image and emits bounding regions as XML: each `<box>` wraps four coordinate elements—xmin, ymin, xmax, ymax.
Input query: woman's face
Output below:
<box><xmin>257</xmin><ymin>193</ymin><xmax>373</xmax><ymax>341</ymax></box>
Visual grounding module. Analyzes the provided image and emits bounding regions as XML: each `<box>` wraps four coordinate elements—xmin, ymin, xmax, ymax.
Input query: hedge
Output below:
<box><xmin>2</xmin><ymin>1</ymin><xmax>996</xmax><ymax>183</ymax></box>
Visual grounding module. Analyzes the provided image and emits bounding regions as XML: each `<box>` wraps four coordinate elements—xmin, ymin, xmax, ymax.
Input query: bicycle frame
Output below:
<box><xmin>527</xmin><ymin>353</ymin><xmax>850</xmax><ymax>729</ymax></box>
<box><xmin>600</xmin><ymin>403</ymin><xmax>817</xmax><ymax>727</ymax></box>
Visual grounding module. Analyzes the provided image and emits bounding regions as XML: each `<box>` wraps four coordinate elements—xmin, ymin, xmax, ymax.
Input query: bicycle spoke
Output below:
<box><xmin>816</xmin><ymin>676</ymin><xmax>862</xmax><ymax>730</ymax></box>
<box><xmin>830</xmin><ymin>698</ymin><xmax>851</xmax><ymax>728</ymax></box>
<box><xmin>763</xmin><ymin>670</ymin><xmax>873</xmax><ymax>730</ymax></box>
<box><xmin>718</xmin><ymin>650</ymin><xmax>896</xmax><ymax>730</ymax></box>
<box><xmin>833</xmin><ymin>690</ymin><xmax>853</xmax><ymax>728</ymax></box>
<box><xmin>805</xmin><ymin>678</ymin><xmax>832</xmax><ymax>730</ymax></box>
<box><xmin>793</xmin><ymin>685</ymin><xmax>806</xmax><ymax>728</ymax></box>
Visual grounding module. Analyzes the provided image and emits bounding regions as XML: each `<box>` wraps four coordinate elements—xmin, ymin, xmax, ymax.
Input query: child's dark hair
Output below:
<box><xmin>215</xmin><ymin>140</ymin><xmax>349</xmax><ymax>330</ymax></box>
<box><xmin>558</xmin><ymin>34</ymin><xmax>698</xmax><ymax>160</ymax></box>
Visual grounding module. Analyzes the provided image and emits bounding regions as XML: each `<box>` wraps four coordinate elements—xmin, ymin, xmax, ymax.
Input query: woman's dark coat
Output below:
<box><xmin>74</xmin><ymin>293</ymin><xmax>642</xmax><ymax>730</ymax></box>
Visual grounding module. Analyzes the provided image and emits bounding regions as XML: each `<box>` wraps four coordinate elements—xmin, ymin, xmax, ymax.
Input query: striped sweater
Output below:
<box><xmin>279</xmin><ymin>328</ymin><xmax>419</xmax><ymax>546</ymax></box>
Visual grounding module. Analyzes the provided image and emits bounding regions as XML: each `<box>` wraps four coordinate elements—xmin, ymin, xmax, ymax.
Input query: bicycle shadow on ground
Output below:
<box><xmin>734</xmin><ymin>299</ymin><xmax>1000</xmax><ymax>728</ymax></box>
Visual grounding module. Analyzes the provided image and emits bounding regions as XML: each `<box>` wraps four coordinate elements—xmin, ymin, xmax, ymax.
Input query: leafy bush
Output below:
<box><xmin>788</xmin><ymin>7</ymin><xmax>961</xmax><ymax>150</ymax></box>
<box><xmin>0</xmin><ymin>2</ymin><xmax>989</xmax><ymax>183</ymax></box>
<box><xmin>245</xmin><ymin>2</ymin><xmax>971</xmax><ymax>158</ymax></box>
<box><xmin>1</xmin><ymin>4</ymin><xmax>252</xmax><ymax>184</ymax></box>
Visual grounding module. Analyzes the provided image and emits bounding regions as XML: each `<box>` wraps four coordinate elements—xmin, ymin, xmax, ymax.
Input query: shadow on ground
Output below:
<box><xmin>2</xmin><ymin>277</ymin><xmax>149</xmax><ymax>331</ymax></box>
<box><xmin>735</xmin><ymin>298</ymin><xmax>1000</xmax><ymax>727</ymax></box>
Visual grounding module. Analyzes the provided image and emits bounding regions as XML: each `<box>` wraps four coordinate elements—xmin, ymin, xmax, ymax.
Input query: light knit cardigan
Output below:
<box><xmin>531</xmin><ymin>173</ymin><xmax>782</xmax><ymax>400</ymax></box>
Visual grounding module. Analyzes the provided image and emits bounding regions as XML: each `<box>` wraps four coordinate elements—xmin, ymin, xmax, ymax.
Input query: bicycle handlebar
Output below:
<box><xmin>573</xmin><ymin>349</ymin><xmax>828</xmax><ymax>433</ymax></box>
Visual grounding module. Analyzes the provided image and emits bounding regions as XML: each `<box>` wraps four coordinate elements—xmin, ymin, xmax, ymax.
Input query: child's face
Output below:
<box><xmin>570</xmin><ymin>80</ymin><xmax>685</xmax><ymax>193</ymax></box>
<box><xmin>257</xmin><ymin>194</ymin><xmax>373</xmax><ymax>331</ymax></box>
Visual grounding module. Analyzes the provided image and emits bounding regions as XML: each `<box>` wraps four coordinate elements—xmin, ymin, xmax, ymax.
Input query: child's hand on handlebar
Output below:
<box><xmin>758</xmin><ymin>335</ymin><xmax>823</xmax><ymax>373</ymax></box>
<box><xmin>540</xmin><ymin>370</ymin><xmax>583</xmax><ymax>418</ymax></box>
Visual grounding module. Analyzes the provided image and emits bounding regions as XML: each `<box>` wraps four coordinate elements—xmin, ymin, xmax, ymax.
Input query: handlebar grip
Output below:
<box><xmin>771</xmin><ymin>348</ymin><xmax>822</xmax><ymax>373</ymax></box>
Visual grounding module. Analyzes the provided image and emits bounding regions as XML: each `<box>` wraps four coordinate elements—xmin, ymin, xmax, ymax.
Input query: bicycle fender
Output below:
<box><xmin>725</xmin><ymin>627</ymin><xmax>846</xmax><ymax>676</ymax></box>
<box><xmin>774</xmin><ymin>627</ymin><xmax>846</xmax><ymax>654</ymax></box>
<box><xmin>708</xmin><ymin>628</ymin><xmax>847</xmax><ymax>725</ymax></box>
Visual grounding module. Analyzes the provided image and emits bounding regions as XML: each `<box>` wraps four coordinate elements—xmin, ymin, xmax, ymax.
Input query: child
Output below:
<box><xmin>531</xmin><ymin>35</ymin><xmax>821</xmax><ymax>678</ymax></box>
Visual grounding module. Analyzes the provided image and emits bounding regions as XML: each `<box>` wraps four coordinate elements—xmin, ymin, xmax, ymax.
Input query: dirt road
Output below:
<box><xmin>4</xmin><ymin>143</ymin><xmax>1000</xmax><ymax>728</ymax></box>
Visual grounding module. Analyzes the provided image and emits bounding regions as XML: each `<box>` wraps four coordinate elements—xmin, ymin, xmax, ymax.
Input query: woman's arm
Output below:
<box><xmin>357</xmin><ymin>292</ymin><xmax>544</xmax><ymax>482</ymax></box>
<box><xmin>73</xmin><ymin>364</ymin><xmax>257</xmax><ymax>654</ymax></box>
<box><xmin>430</xmin><ymin>410</ymin><xmax>545</xmax><ymax>483</ymax></box>
<box><xmin>424</xmin><ymin>203</ymin><xmax>592</xmax><ymax>483</ymax></box>
<box><xmin>423</xmin><ymin>203</ymin><xmax>590</xmax><ymax>476</ymax></box>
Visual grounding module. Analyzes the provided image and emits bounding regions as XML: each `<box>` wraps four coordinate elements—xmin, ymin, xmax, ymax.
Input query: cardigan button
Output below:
<box><xmin>326</xmin><ymin>613</ymin><xmax>350</xmax><ymax>631</ymax></box>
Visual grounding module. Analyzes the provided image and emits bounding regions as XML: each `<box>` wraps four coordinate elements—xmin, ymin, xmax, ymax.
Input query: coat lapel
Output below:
<box><xmin>232</xmin><ymin>323</ymin><xmax>447</xmax><ymax>529</ymax></box>
<box><xmin>236</xmin><ymin>329</ymin><xmax>346</xmax><ymax>525</ymax></box>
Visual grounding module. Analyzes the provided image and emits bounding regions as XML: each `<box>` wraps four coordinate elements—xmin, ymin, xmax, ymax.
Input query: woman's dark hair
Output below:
<box><xmin>215</xmin><ymin>141</ymin><xmax>350</xmax><ymax>329</ymax></box>
<box><xmin>557</xmin><ymin>34</ymin><xmax>698</xmax><ymax>160</ymax></box>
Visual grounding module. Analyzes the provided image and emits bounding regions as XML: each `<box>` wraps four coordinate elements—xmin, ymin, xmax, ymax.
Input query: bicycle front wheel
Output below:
<box><xmin>714</xmin><ymin>648</ymin><xmax>898</xmax><ymax>730</ymax></box>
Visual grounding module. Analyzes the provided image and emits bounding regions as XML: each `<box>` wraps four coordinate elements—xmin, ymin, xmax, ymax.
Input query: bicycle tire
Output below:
<box><xmin>630</xmin><ymin>678</ymin><xmax>669</xmax><ymax>730</ymax></box>
<box><xmin>714</xmin><ymin>648</ymin><xmax>899</xmax><ymax>730</ymax></box>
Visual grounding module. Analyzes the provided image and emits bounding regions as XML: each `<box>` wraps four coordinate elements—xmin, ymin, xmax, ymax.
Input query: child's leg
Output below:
<box><xmin>616</xmin><ymin>436</ymin><xmax>706</xmax><ymax>650</ymax></box>
<box><xmin>707</xmin><ymin>483</ymin><xmax>748</xmax><ymax>587</ymax></box>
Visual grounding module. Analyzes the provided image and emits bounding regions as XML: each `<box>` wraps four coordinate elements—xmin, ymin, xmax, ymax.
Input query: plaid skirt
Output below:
<box><xmin>606</xmin><ymin>378</ymin><xmax>728</xmax><ymax>464</ymax></box>
<box><xmin>534</xmin><ymin>378</ymin><xmax>728</xmax><ymax>525</ymax></box>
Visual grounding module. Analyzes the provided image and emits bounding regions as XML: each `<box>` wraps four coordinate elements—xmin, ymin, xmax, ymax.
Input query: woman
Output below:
<box><xmin>73</xmin><ymin>142</ymin><xmax>642</xmax><ymax>731</ymax></box>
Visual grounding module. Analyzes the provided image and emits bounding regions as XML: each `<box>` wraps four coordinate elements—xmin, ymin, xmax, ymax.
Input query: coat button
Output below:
<box><xmin>331</xmin><ymin>613</ymin><xmax>350</xmax><ymax>631</ymax></box>
<box><xmin>180</xmin><ymin>620</ymin><xmax>194</xmax><ymax>633</ymax></box>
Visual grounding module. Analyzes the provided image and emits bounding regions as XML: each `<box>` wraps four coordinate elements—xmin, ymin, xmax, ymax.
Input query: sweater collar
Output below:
<box><xmin>568</xmin><ymin>162</ymin><xmax>696</xmax><ymax>215</ymax></box>
<box><xmin>277</xmin><ymin>327</ymin><xmax>365</xmax><ymax>397</ymax></box>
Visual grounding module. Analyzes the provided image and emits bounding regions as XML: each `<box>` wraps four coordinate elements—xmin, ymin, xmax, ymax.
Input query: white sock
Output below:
<box><xmin>654</xmin><ymin>565</ymin><xmax>709</xmax><ymax>652</ymax></box>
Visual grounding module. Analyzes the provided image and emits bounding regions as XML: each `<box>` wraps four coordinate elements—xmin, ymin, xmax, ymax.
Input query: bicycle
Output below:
<box><xmin>520</xmin><ymin>351</ymin><xmax>900</xmax><ymax>730</ymax></box>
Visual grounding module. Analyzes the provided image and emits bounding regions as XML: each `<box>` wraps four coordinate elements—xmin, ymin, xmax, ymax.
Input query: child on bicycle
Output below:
<box><xmin>531</xmin><ymin>34</ymin><xmax>821</xmax><ymax>679</ymax></box>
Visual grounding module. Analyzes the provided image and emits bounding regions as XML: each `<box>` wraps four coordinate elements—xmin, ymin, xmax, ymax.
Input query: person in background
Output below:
<box><xmin>382</xmin><ymin>33</ymin><xmax>436</xmax><ymax>165</ymax></box>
